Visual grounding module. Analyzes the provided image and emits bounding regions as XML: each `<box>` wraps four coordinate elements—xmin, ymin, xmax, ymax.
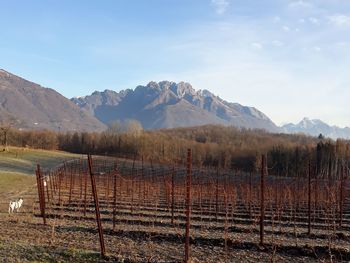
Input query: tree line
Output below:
<box><xmin>1</xmin><ymin>123</ymin><xmax>349</xmax><ymax>179</ymax></box>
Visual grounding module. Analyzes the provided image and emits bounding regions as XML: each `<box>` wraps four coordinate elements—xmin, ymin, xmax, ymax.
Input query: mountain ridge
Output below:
<box><xmin>71</xmin><ymin>81</ymin><xmax>279</xmax><ymax>131</ymax></box>
<box><xmin>3</xmin><ymin>68</ymin><xmax>349</xmax><ymax>139</ymax></box>
<box><xmin>0</xmin><ymin>69</ymin><xmax>106</xmax><ymax>131</ymax></box>
<box><xmin>282</xmin><ymin>117</ymin><xmax>350</xmax><ymax>139</ymax></box>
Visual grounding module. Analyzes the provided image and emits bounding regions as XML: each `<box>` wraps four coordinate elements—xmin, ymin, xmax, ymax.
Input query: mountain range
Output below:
<box><xmin>1</xmin><ymin>69</ymin><xmax>349</xmax><ymax>139</ymax></box>
<box><xmin>282</xmin><ymin>118</ymin><xmax>350</xmax><ymax>139</ymax></box>
<box><xmin>71</xmin><ymin>81</ymin><xmax>279</xmax><ymax>131</ymax></box>
<box><xmin>0</xmin><ymin>69</ymin><xmax>106</xmax><ymax>131</ymax></box>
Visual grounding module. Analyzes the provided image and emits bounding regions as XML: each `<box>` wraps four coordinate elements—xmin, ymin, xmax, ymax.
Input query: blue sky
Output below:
<box><xmin>1</xmin><ymin>0</ymin><xmax>350</xmax><ymax>127</ymax></box>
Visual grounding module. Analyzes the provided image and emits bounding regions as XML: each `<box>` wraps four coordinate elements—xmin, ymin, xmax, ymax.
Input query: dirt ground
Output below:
<box><xmin>1</xmin><ymin>152</ymin><xmax>349</xmax><ymax>263</ymax></box>
<box><xmin>1</xmin><ymin>187</ymin><xmax>349</xmax><ymax>263</ymax></box>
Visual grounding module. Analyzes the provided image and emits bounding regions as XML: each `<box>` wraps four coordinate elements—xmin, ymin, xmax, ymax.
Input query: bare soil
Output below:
<box><xmin>1</xmin><ymin>187</ymin><xmax>349</xmax><ymax>263</ymax></box>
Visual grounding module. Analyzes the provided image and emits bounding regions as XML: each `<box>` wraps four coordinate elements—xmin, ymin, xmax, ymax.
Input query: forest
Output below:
<box><xmin>1</xmin><ymin>123</ymin><xmax>349</xmax><ymax>180</ymax></box>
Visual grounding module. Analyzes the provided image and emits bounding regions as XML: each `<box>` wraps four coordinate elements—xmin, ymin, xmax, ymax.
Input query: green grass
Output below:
<box><xmin>0</xmin><ymin>171</ymin><xmax>35</xmax><ymax>193</ymax></box>
<box><xmin>0</xmin><ymin>147</ymin><xmax>80</xmax><ymax>175</ymax></box>
<box><xmin>0</xmin><ymin>147</ymin><xmax>80</xmax><ymax>194</ymax></box>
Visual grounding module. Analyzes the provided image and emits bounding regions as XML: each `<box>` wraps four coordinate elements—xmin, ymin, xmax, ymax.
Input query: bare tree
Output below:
<box><xmin>0</xmin><ymin>123</ymin><xmax>11</xmax><ymax>151</ymax></box>
<box><xmin>125</xmin><ymin>119</ymin><xmax>143</xmax><ymax>137</ymax></box>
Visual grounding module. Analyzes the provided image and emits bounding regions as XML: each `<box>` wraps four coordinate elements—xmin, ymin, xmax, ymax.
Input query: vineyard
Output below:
<box><xmin>33</xmin><ymin>149</ymin><xmax>350</xmax><ymax>262</ymax></box>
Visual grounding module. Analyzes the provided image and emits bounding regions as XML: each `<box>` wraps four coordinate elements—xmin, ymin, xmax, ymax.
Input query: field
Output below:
<box><xmin>0</xmin><ymin>147</ymin><xmax>79</xmax><ymax>207</ymax></box>
<box><xmin>0</xmin><ymin>147</ymin><xmax>84</xmax><ymax>262</ymax></box>
<box><xmin>1</xmin><ymin>148</ymin><xmax>350</xmax><ymax>262</ymax></box>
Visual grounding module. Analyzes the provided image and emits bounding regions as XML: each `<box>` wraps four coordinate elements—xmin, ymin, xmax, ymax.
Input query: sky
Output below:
<box><xmin>1</xmin><ymin>0</ymin><xmax>350</xmax><ymax>127</ymax></box>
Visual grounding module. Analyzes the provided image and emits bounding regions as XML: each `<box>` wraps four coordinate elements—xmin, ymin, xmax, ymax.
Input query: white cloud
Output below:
<box><xmin>328</xmin><ymin>14</ymin><xmax>350</xmax><ymax>27</ymax></box>
<box><xmin>251</xmin><ymin>42</ymin><xmax>263</xmax><ymax>49</ymax></box>
<box><xmin>336</xmin><ymin>41</ymin><xmax>349</xmax><ymax>47</ymax></box>
<box><xmin>211</xmin><ymin>0</ymin><xmax>230</xmax><ymax>15</ymax></box>
<box><xmin>282</xmin><ymin>26</ymin><xmax>291</xmax><ymax>32</ymax></box>
<box><xmin>273</xmin><ymin>16</ymin><xmax>281</xmax><ymax>23</ymax></box>
<box><xmin>271</xmin><ymin>40</ymin><xmax>284</xmax><ymax>47</ymax></box>
<box><xmin>313</xmin><ymin>46</ymin><xmax>321</xmax><ymax>52</ymax></box>
<box><xmin>151</xmin><ymin>18</ymin><xmax>350</xmax><ymax>126</ymax></box>
<box><xmin>309</xmin><ymin>17</ymin><xmax>320</xmax><ymax>25</ymax></box>
<box><xmin>288</xmin><ymin>1</ymin><xmax>313</xmax><ymax>9</ymax></box>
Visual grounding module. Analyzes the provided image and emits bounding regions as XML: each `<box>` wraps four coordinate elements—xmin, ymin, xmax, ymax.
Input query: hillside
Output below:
<box><xmin>0</xmin><ymin>69</ymin><xmax>106</xmax><ymax>131</ymax></box>
<box><xmin>0</xmin><ymin>146</ymin><xmax>79</xmax><ymax>176</ymax></box>
<box><xmin>72</xmin><ymin>81</ymin><xmax>280</xmax><ymax>131</ymax></box>
<box><xmin>0</xmin><ymin>147</ymin><xmax>79</xmax><ymax>205</ymax></box>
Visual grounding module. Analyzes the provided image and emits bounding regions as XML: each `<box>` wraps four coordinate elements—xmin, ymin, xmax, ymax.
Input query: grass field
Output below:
<box><xmin>0</xmin><ymin>147</ymin><xmax>80</xmax><ymax>193</ymax></box>
<box><xmin>0</xmin><ymin>146</ymin><xmax>80</xmax><ymax>175</ymax></box>
<box><xmin>0</xmin><ymin>147</ymin><xmax>92</xmax><ymax>263</ymax></box>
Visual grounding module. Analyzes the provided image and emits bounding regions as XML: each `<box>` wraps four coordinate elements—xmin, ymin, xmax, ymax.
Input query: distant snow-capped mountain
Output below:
<box><xmin>282</xmin><ymin>117</ymin><xmax>350</xmax><ymax>139</ymax></box>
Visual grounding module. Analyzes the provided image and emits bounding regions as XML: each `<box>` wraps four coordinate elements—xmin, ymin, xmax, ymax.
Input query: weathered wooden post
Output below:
<box><xmin>260</xmin><ymin>154</ymin><xmax>266</xmax><ymax>246</ymax></box>
<box><xmin>69</xmin><ymin>166</ymin><xmax>73</xmax><ymax>204</ymax></box>
<box><xmin>215</xmin><ymin>167</ymin><xmax>219</xmax><ymax>221</ymax></box>
<box><xmin>185</xmin><ymin>149</ymin><xmax>192</xmax><ymax>263</ymax></box>
<box><xmin>171</xmin><ymin>165</ymin><xmax>175</xmax><ymax>225</ymax></box>
<box><xmin>36</xmin><ymin>164</ymin><xmax>46</xmax><ymax>225</ymax></box>
<box><xmin>79</xmin><ymin>160</ymin><xmax>83</xmax><ymax>199</ymax></box>
<box><xmin>45</xmin><ymin>174</ymin><xmax>50</xmax><ymax>204</ymax></box>
<box><xmin>58</xmin><ymin>169</ymin><xmax>63</xmax><ymax>219</ymax></box>
<box><xmin>49</xmin><ymin>172</ymin><xmax>54</xmax><ymax>202</ymax></box>
<box><xmin>84</xmin><ymin>161</ymin><xmax>88</xmax><ymax>217</ymax></box>
<box><xmin>131</xmin><ymin>156</ymin><xmax>135</xmax><ymax>214</ymax></box>
<box><xmin>339</xmin><ymin>162</ymin><xmax>344</xmax><ymax>227</ymax></box>
<box><xmin>113</xmin><ymin>162</ymin><xmax>118</xmax><ymax>231</ymax></box>
<box><xmin>249</xmin><ymin>171</ymin><xmax>252</xmax><ymax>219</ymax></box>
<box><xmin>87</xmin><ymin>154</ymin><xmax>106</xmax><ymax>258</ymax></box>
<box><xmin>308</xmin><ymin>159</ymin><xmax>312</xmax><ymax>235</ymax></box>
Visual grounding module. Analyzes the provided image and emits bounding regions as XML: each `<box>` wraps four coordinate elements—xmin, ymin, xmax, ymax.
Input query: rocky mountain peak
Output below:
<box><xmin>283</xmin><ymin>117</ymin><xmax>350</xmax><ymax>139</ymax></box>
<box><xmin>136</xmin><ymin>81</ymin><xmax>197</xmax><ymax>99</ymax></box>
<box><xmin>72</xmin><ymin>80</ymin><xmax>279</xmax><ymax>131</ymax></box>
<box><xmin>298</xmin><ymin>118</ymin><xmax>328</xmax><ymax>129</ymax></box>
<box><xmin>299</xmin><ymin>117</ymin><xmax>313</xmax><ymax>128</ymax></box>
<box><xmin>200</xmin><ymin>89</ymin><xmax>215</xmax><ymax>98</ymax></box>
<box><xmin>171</xmin><ymin>82</ymin><xmax>195</xmax><ymax>98</ymax></box>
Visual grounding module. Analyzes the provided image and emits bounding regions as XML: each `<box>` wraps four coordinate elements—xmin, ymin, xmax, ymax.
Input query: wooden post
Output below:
<box><xmin>249</xmin><ymin>171</ymin><xmax>252</xmax><ymax>219</ymax></box>
<box><xmin>308</xmin><ymin>159</ymin><xmax>312</xmax><ymax>235</ymax></box>
<box><xmin>131</xmin><ymin>156</ymin><xmax>135</xmax><ymax>214</ymax></box>
<box><xmin>49</xmin><ymin>173</ymin><xmax>54</xmax><ymax>202</ymax></box>
<box><xmin>260</xmin><ymin>154</ymin><xmax>266</xmax><ymax>246</ymax></box>
<box><xmin>79</xmin><ymin>161</ymin><xmax>83</xmax><ymax>200</ymax></box>
<box><xmin>339</xmin><ymin>163</ymin><xmax>344</xmax><ymax>227</ymax></box>
<box><xmin>171</xmin><ymin>165</ymin><xmax>175</xmax><ymax>225</ymax></box>
<box><xmin>58</xmin><ymin>169</ymin><xmax>62</xmax><ymax>218</ymax></box>
<box><xmin>87</xmin><ymin>154</ymin><xmax>106</xmax><ymax>258</ymax></box>
<box><xmin>185</xmin><ymin>149</ymin><xmax>192</xmax><ymax>263</ymax></box>
<box><xmin>113</xmin><ymin>163</ymin><xmax>118</xmax><ymax>231</ymax></box>
<box><xmin>39</xmin><ymin>166</ymin><xmax>46</xmax><ymax>224</ymax></box>
<box><xmin>69</xmin><ymin>167</ymin><xmax>73</xmax><ymax>204</ymax></box>
<box><xmin>84</xmin><ymin>162</ymin><xmax>88</xmax><ymax>217</ymax></box>
<box><xmin>215</xmin><ymin>168</ymin><xmax>219</xmax><ymax>221</ymax></box>
<box><xmin>36</xmin><ymin>164</ymin><xmax>46</xmax><ymax>225</ymax></box>
<box><xmin>328</xmin><ymin>156</ymin><xmax>332</xmax><ymax>201</ymax></box>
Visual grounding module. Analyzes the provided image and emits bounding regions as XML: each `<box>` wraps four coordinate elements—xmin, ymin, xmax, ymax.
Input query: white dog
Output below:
<box><xmin>8</xmin><ymin>198</ymin><xmax>23</xmax><ymax>214</ymax></box>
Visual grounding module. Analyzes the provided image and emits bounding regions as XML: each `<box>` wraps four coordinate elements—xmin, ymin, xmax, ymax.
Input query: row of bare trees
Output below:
<box><xmin>2</xmin><ymin>123</ymin><xmax>350</xmax><ymax>181</ymax></box>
